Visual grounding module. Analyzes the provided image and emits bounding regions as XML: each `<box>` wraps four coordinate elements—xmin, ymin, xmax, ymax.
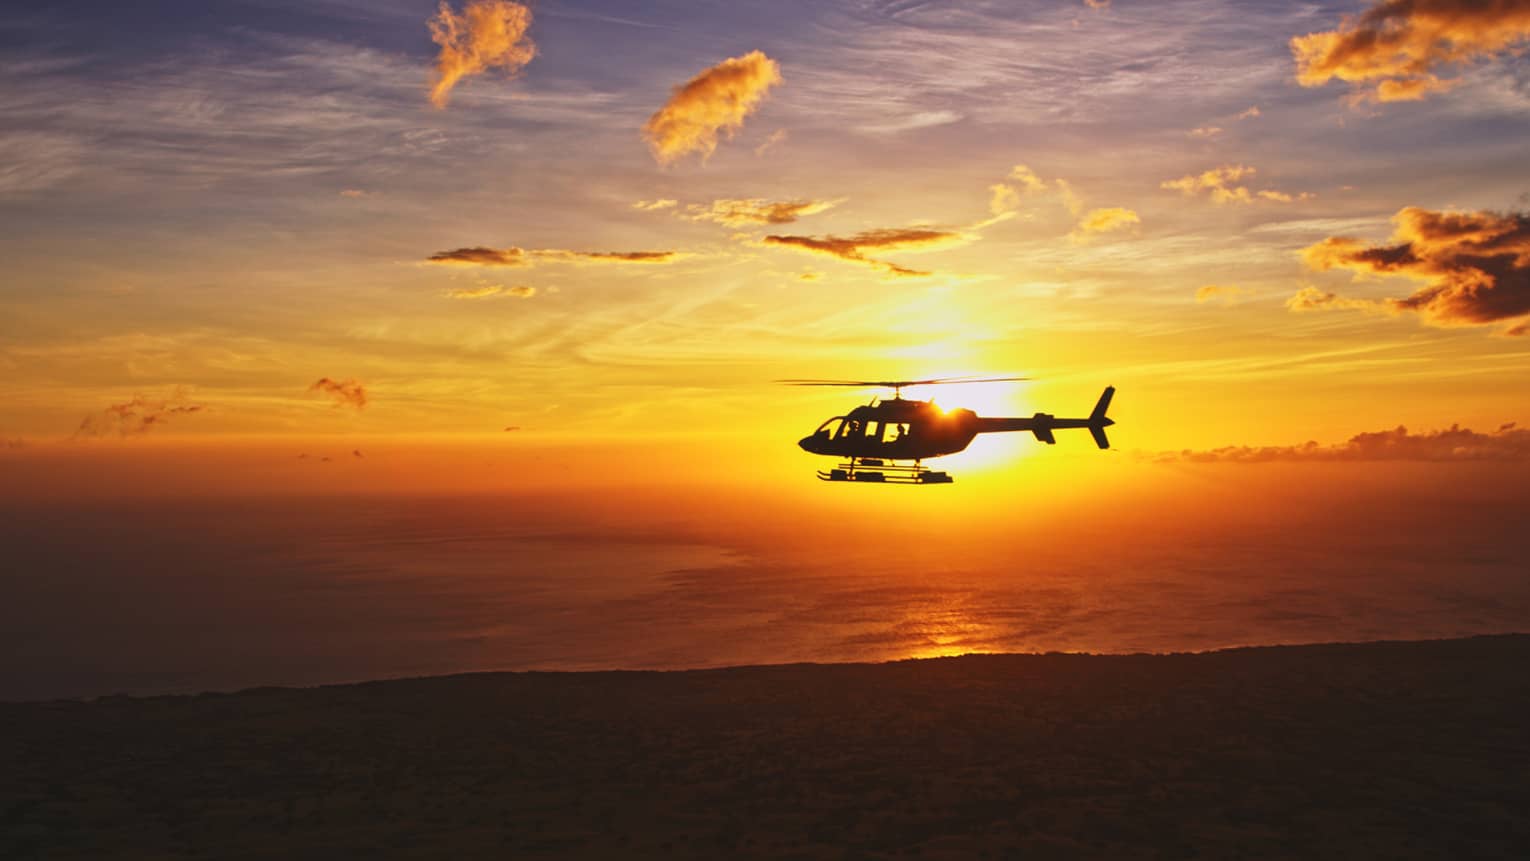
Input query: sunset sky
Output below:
<box><xmin>4</xmin><ymin>0</ymin><xmax>1530</xmax><ymax>697</ymax></box>
<box><xmin>3</xmin><ymin>0</ymin><xmax>1527</xmax><ymax>462</ymax></box>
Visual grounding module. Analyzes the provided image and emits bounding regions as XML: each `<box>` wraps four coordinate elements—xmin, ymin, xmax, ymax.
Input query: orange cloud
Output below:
<box><xmin>1299</xmin><ymin>207</ymin><xmax>1530</xmax><ymax>332</ymax></box>
<box><xmin>1070</xmin><ymin>207</ymin><xmax>1139</xmax><ymax>241</ymax></box>
<box><xmin>762</xmin><ymin>227</ymin><xmax>965</xmax><ymax>277</ymax></box>
<box><xmin>1236</xmin><ymin>105</ymin><xmax>1262</xmax><ymax>120</ymax></box>
<box><xmin>1292</xmin><ymin>0</ymin><xmax>1530</xmax><ymax>104</ymax></box>
<box><xmin>1285</xmin><ymin>285</ymin><xmax>1389</xmax><ymax>313</ymax></box>
<box><xmin>74</xmin><ymin>393</ymin><xmax>204</xmax><ymax>438</ymax></box>
<box><xmin>1161</xmin><ymin>165</ymin><xmax>1306</xmax><ymax>205</ymax></box>
<box><xmin>309</xmin><ymin>378</ymin><xmax>368</xmax><ymax>410</ymax></box>
<box><xmin>428</xmin><ymin>0</ymin><xmax>536</xmax><ymax>108</ymax></box>
<box><xmin>446</xmin><ymin>283</ymin><xmax>536</xmax><ymax>299</ymax></box>
<box><xmin>642</xmin><ymin>51</ymin><xmax>782</xmax><ymax>165</ymax></box>
<box><xmin>1196</xmin><ymin>284</ymin><xmax>1252</xmax><ymax>303</ymax></box>
<box><xmin>427</xmin><ymin>246</ymin><xmax>527</xmax><ymax>266</ymax></box>
<box><xmin>1160</xmin><ymin>422</ymin><xmax>1530</xmax><ymax>462</ymax></box>
<box><xmin>631</xmin><ymin>199</ymin><xmax>678</xmax><ymax>211</ymax></box>
<box><xmin>685</xmin><ymin>198</ymin><xmax>838</xmax><ymax>227</ymax></box>
<box><xmin>1188</xmin><ymin>126</ymin><xmax>1223</xmax><ymax>138</ymax></box>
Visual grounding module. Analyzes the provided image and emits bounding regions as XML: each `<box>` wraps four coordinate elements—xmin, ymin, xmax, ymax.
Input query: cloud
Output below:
<box><xmin>1292</xmin><ymin>0</ymin><xmax>1530</xmax><ymax>104</ymax></box>
<box><xmin>1161</xmin><ymin>165</ymin><xmax>1306</xmax><ymax>205</ymax></box>
<box><xmin>632</xmin><ymin>199</ymin><xmax>678</xmax><ymax>211</ymax></box>
<box><xmin>1070</xmin><ymin>207</ymin><xmax>1140</xmax><ymax>242</ymax></box>
<box><xmin>684</xmin><ymin>198</ymin><xmax>838</xmax><ymax>227</ymax></box>
<box><xmin>642</xmin><ymin>51</ymin><xmax>782</xmax><ymax>164</ymax></box>
<box><xmin>1236</xmin><ymin>105</ymin><xmax>1262</xmax><ymax>120</ymax></box>
<box><xmin>1158</xmin><ymin>422</ymin><xmax>1530</xmax><ymax>463</ymax></box>
<box><xmin>1285</xmin><ymin>285</ymin><xmax>1389</xmax><ymax>313</ymax></box>
<box><xmin>74</xmin><ymin>393</ymin><xmax>204</xmax><ymax>438</ymax></box>
<box><xmin>762</xmin><ymin>227</ymin><xmax>966</xmax><ymax>277</ymax></box>
<box><xmin>427</xmin><ymin>246</ymin><xmax>528</xmax><ymax>266</ymax></box>
<box><xmin>353</xmin><ymin>449</ymin><xmax>364</xmax><ymax>458</ymax></box>
<box><xmin>428</xmin><ymin>0</ymin><xmax>537</xmax><ymax>108</ymax></box>
<box><xmin>426</xmin><ymin>247</ymin><xmax>683</xmax><ymax>267</ymax></box>
<box><xmin>446</xmin><ymin>283</ymin><xmax>536</xmax><ymax>299</ymax></box>
<box><xmin>2</xmin><ymin>437</ymin><xmax>25</xmax><ymax>449</ymax></box>
<box><xmin>531</xmin><ymin>249</ymin><xmax>685</xmax><ymax>264</ymax></box>
<box><xmin>1196</xmin><ymin>284</ymin><xmax>1252</xmax><ymax>303</ymax></box>
<box><xmin>1299</xmin><ymin>207</ymin><xmax>1530</xmax><ymax>331</ymax></box>
<box><xmin>338</xmin><ymin>189</ymin><xmax>369</xmax><ymax>198</ymax></box>
<box><xmin>987</xmin><ymin>164</ymin><xmax>1052</xmax><ymax>217</ymax></box>
<box><xmin>754</xmin><ymin>128</ymin><xmax>788</xmax><ymax>156</ymax></box>
<box><xmin>503</xmin><ymin>425</ymin><xmax>521</xmax><ymax>431</ymax></box>
<box><xmin>1189</xmin><ymin>126</ymin><xmax>1223</xmax><ymax>138</ymax></box>
<box><xmin>1084</xmin><ymin>0</ymin><xmax>1110</xmax><ymax>8</ymax></box>
<box><xmin>309</xmin><ymin>378</ymin><xmax>368</xmax><ymax>410</ymax></box>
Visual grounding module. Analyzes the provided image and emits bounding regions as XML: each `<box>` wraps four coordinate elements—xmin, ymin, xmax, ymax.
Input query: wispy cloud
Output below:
<box><xmin>684</xmin><ymin>198</ymin><xmax>838</xmax><ymax>227</ymax></box>
<box><xmin>428</xmin><ymin>0</ymin><xmax>537</xmax><ymax>108</ymax></box>
<box><xmin>426</xmin><ymin>247</ymin><xmax>685</xmax><ymax>266</ymax></box>
<box><xmin>754</xmin><ymin>128</ymin><xmax>788</xmax><ymax>156</ymax></box>
<box><xmin>446</xmin><ymin>283</ymin><xmax>536</xmax><ymax>299</ymax></box>
<box><xmin>1299</xmin><ymin>206</ymin><xmax>1530</xmax><ymax>333</ymax></box>
<box><xmin>1196</xmin><ymin>284</ymin><xmax>1252</xmax><ymax>303</ymax></box>
<box><xmin>1292</xmin><ymin>0</ymin><xmax>1530</xmax><ymax>104</ymax></box>
<box><xmin>1158</xmin><ymin>422</ymin><xmax>1530</xmax><ymax>462</ymax></box>
<box><xmin>428</xmin><ymin>246</ymin><xmax>528</xmax><ymax>266</ymax></box>
<box><xmin>643</xmin><ymin>50</ymin><xmax>782</xmax><ymax>164</ymax></box>
<box><xmin>1069</xmin><ymin>206</ymin><xmax>1140</xmax><ymax>242</ymax></box>
<box><xmin>532</xmin><ymin>249</ymin><xmax>687</xmax><ymax>264</ymax></box>
<box><xmin>74</xmin><ymin>392</ymin><xmax>205</xmax><ymax>438</ymax></box>
<box><xmin>1161</xmin><ymin>165</ymin><xmax>1306</xmax><ymax>205</ymax></box>
<box><xmin>762</xmin><ymin>227</ymin><xmax>967</xmax><ymax>277</ymax></box>
<box><xmin>631</xmin><ymin>198</ymin><xmax>678</xmax><ymax>211</ymax></box>
<box><xmin>309</xmin><ymin>377</ymin><xmax>368</xmax><ymax>409</ymax></box>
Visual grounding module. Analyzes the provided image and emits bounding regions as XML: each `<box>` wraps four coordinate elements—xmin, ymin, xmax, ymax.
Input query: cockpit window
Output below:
<box><xmin>816</xmin><ymin>418</ymin><xmax>845</xmax><ymax>438</ymax></box>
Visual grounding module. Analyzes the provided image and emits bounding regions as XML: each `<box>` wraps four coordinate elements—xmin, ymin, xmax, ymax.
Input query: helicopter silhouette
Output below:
<box><xmin>782</xmin><ymin>377</ymin><xmax>1115</xmax><ymax>484</ymax></box>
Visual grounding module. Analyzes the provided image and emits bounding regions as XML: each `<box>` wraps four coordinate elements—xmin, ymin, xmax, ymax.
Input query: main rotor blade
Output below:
<box><xmin>775</xmin><ymin>376</ymin><xmax>1030</xmax><ymax>387</ymax></box>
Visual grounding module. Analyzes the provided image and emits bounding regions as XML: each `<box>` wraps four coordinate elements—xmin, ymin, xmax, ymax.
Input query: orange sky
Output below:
<box><xmin>2</xmin><ymin>0</ymin><xmax>1529</xmax><ymax>496</ymax></box>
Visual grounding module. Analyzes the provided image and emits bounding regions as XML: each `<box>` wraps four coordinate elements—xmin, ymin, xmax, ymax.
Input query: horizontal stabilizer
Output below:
<box><xmin>1090</xmin><ymin>425</ymin><xmax>1110</xmax><ymax>450</ymax></box>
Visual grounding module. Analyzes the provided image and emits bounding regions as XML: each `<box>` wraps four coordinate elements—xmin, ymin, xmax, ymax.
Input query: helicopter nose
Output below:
<box><xmin>798</xmin><ymin>435</ymin><xmax>816</xmax><ymax>452</ymax></box>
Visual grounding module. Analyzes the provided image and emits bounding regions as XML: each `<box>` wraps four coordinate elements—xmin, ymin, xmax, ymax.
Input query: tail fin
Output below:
<box><xmin>1088</xmin><ymin>386</ymin><xmax>1115</xmax><ymax>450</ymax></box>
<box><xmin>1090</xmin><ymin>386</ymin><xmax>1115</xmax><ymax>423</ymax></box>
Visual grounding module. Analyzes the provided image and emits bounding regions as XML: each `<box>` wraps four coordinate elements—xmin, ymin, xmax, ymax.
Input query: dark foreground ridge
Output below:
<box><xmin>5</xmin><ymin>636</ymin><xmax>1530</xmax><ymax>859</ymax></box>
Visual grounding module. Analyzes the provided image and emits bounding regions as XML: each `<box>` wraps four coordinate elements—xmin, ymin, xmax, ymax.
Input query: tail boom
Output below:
<box><xmin>974</xmin><ymin>386</ymin><xmax>1115</xmax><ymax>449</ymax></box>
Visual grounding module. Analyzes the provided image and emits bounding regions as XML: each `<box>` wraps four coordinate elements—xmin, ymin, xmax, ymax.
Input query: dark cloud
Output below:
<box><xmin>1158</xmin><ymin>422</ymin><xmax>1530</xmax><ymax>463</ymax></box>
<box><xmin>1292</xmin><ymin>0</ymin><xmax>1530</xmax><ymax>103</ymax></box>
<box><xmin>427</xmin><ymin>246</ymin><xmax>528</xmax><ymax>266</ymax></box>
<box><xmin>308</xmin><ymin>378</ymin><xmax>368</xmax><ymax>410</ymax></box>
<box><xmin>1301</xmin><ymin>207</ymin><xmax>1530</xmax><ymax>332</ymax></box>
<box><xmin>425</xmin><ymin>247</ymin><xmax>682</xmax><ymax>267</ymax></box>
<box><xmin>532</xmin><ymin>250</ymin><xmax>684</xmax><ymax>264</ymax></box>
<box><xmin>762</xmin><ymin>227</ymin><xmax>967</xmax><ymax>276</ymax></box>
<box><xmin>74</xmin><ymin>394</ymin><xmax>204</xmax><ymax>438</ymax></box>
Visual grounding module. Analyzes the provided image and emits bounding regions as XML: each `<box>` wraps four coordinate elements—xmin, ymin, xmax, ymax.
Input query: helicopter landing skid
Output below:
<box><xmin>817</xmin><ymin>458</ymin><xmax>954</xmax><ymax>485</ymax></box>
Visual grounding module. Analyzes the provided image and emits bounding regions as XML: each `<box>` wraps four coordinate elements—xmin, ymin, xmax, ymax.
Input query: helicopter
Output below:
<box><xmin>781</xmin><ymin>376</ymin><xmax>1115</xmax><ymax>484</ymax></box>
